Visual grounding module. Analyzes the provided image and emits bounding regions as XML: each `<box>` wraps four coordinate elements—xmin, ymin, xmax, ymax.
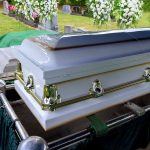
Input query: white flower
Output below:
<box><xmin>119</xmin><ymin>0</ymin><xmax>143</xmax><ymax>28</ymax></box>
<box><xmin>14</xmin><ymin>0</ymin><xmax>58</xmax><ymax>20</ymax></box>
<box><xmin>89</xmin><ymin>0</ymin><xmax>114</xmax><ymax>26</ymax></box>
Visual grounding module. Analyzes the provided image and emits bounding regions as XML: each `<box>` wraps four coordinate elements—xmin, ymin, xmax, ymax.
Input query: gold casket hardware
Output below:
<box><xmin>15</xmin><ymin>64</ymin><xmax>150</xmax><ymax>111</ymax></box>
<box><xmin>15</xmin><ymin>62</ymin><xmax>23</xmax><ymax>80</ymax></box>
<box><xmin>89</xmin><ymin>79</ymin><xmax>104</xmax><ymax>97</ymax></box>
<box><xmin>25</xmin><ymin>75</ymin><xmax>34</xmax><ymax>91</ymax></box>
<box><xmin>143</xmin><ymin>68</ymin><xmax>150</xmax><ymax>82</ymax></box>
<box><xmin>43</xmin><ymin>85</ymin><xmax>61</xmax><ymax>111</ymax></box>
<box><xmin>17</xmin><ymin>62</ymin><xmax>22</xmax><ymax>73</ymax></box>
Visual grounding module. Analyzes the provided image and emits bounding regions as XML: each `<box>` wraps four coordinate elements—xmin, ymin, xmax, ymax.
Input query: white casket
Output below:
<box><xmin>14</xmin><ymin>28</ymin><xmax>150</xmax><ymax>130</ymax></box>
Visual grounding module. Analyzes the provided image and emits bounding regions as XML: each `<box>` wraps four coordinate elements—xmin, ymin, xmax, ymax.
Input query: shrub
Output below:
<box><xmin>6</xmin><ymin>0</ymin><xmax>12</xmax><ymax>4</ymax></box>
<box><xmin>58</xmin><ymin>0</ymin><xmax>86</xmax><ymax>6</ymax></box>
<box><xmin>58</xmin><ymin>0</ymin><xmax>66</xmax><ymax>5</ymax></box>
<box><xmin>69</xmin><ymin>0</ymin><xmax>86</xmax><ymax>6</ymax></box>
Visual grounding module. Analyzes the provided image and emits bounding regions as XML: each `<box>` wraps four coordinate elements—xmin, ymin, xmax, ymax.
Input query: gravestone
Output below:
<box><xmin>64</xmin><ymin>26</ymin><xmax>87</xmax><ymax>33</ymax></box>
<box><xmin>42</xmin><ymin>18</ymin><xmax>51</xmax><ymax>30</ymax></box>
<box><xmin>64</xmin><ymin>26</ymin><xmax>73</xmax><ymax>33</ymax></box>
<box><xmin>51</xmin><ymin>14</ymin><xmax>58</xmax><ymax>31</ymax></box>
<box><xmin>62</xmin><ymin>5</ymin><xmax>71</xmax><ymax>14</ymax></box>
<box><xmin>40</xmin><ymin>14</ymin><xmax>58</xmax><ymax>31</ymax></box>
<box><xmin>72</xmin><ymin>6</ymin><xmax>80</xmax><ymax>14</ymax></box>
<box><xmin>3</xmin><ymin>0</ymin><xmax>9</xmax><ymax>15</ymax></box>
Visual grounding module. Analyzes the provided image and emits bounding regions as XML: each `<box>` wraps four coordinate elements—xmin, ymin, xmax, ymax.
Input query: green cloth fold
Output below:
<box><xmin>0</xmin><ymin>30</ymin><xmax>58</xmax><ymax>48</ymax></box>
<box><xmin>0</xmin><ymin>100</ymin><xmax>19</xmax><ymax>150</ymax></box>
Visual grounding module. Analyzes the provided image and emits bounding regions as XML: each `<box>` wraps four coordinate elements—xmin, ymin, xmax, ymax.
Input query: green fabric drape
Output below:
<box><xmin>0</xmin><ymin>30</ymin><xmax>58</xmax><ymax>48</ymax></box>
<box><xmin>0</xmin><ymin>100</ymin><xmax>20</xmax><ymax>150</ymax></box>
<box><xmin>5</xmin><ymin>80</ymin><xmax>14</xmax><ymax>85</ymax></box>
<box><xmin>68</xmin><ymin>111</ymin><xmax>150</xmax><ymax>150</ymax></box>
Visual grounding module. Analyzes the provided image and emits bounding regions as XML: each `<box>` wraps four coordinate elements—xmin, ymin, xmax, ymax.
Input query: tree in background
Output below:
<box><xmin>58</xmin><ymin>0</ymin><xmax>86</xmax><ymax>6</ymax></box>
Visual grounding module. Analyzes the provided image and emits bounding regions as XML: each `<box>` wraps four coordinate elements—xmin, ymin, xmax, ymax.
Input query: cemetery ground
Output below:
<box><xmin>0</xmin><ymin>7</ymin><xmax>32</xmax><ymax>35</ymax></box>
<box><xmin>0</xmin><ymin>5</ymin><xmax>150</xmax><ymax>35</ymax></box>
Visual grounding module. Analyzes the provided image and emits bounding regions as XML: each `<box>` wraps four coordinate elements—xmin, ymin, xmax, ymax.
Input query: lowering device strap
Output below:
<box><xmin>87</xmin><ymin>115</ymin><xmax>108</xmax><ymax>137</ymax></box>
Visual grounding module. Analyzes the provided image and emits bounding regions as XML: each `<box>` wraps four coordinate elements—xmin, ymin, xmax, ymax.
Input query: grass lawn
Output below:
<box><xmin>0</xmin><ymin>6</ymin><xmax>150</xmax><ymax>35</ymax></box>
<box><xmin>58</xmin><ymin>11</ymin><xmax>150</xmax><ymax>31</ymax></box>
<box><xmin>0</xmin><ymin>9</ymin><xmax>32</xmax><ymax>35</ymax></box>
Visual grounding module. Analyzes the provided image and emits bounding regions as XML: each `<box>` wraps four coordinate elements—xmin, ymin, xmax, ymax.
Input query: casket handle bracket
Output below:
<box><xmin>143</xmin><ymin>68</ymin><xmax>150</xmax><ymax>82</ymax></box>
<box><xmin>25</xmin><ymin>75</ymin><xmax>34</xmax><ymax>91</ymax></box>
<box><xmin>15</xmin><ymin>62</ymin><xmax>23</xmax><ymax>80</ymax></box>
<box><xmin>89</xmin><ymin>79</ymin><xmax>104</xmax><ymax>97</ymax></box>
<box><xmin>43</xmin><ymin>85</ymin><xmax>61</xmax><ymax>111</ymax></box>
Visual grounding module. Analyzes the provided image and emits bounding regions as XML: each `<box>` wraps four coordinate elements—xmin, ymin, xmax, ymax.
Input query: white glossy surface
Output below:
<box><xmin>15</xmin><ymin>80</ymin><xmax>150</xmax><ymax>131</ymax></box>
<box><xmin>19</xmin><ymin>39</ymin><xmax>150</xmax><ymax>72</ymax></box>
<box><xmin>15</xmin><ymin>48</ymin><xmax>150</xmax><ymax>101</ymax></box>
<box><xmin>0</xmin><ymin>47</ymin><xmax>17</xmax><ymax>74</ymax></box>
<box><xmin>14</xmin><ymin>29</ymin><xmax>150</xmax><ymax>116</ymax></box>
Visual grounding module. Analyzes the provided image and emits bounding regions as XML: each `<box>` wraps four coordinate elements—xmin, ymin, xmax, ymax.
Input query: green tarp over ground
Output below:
<box><xmin>0</xmin><ymin>30</ymin><xmax>58</xmax><ymax>48</ymax></box>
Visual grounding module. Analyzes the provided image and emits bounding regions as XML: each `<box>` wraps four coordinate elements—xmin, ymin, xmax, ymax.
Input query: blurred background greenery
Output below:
<box><xmin>0</xmin><ymin>0</ymin><xmax>149</xmax><ymax>35</ymax></box>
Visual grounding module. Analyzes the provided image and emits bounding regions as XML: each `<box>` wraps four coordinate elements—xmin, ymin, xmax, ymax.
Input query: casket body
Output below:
<box><xmin>14</xmin><ymin>28</ymin><xmax>150</xmax><ymax>130</ymax></box>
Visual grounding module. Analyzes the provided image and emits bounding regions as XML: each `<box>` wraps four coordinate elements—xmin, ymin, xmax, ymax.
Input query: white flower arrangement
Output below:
<box><xmin>30</xmin><ymin>0</ymin><xmax>40</xmax><ymax>18</ymax></box>
<box><xmin>88</xmin><ymin>0</ymin><xmax>114</xmax><ymax>26</ymax></box>
<box><xmin>14</xmin><ymin>0</ymin><xmax>58</xmax><ymax>21</ymax></box>
<box><xmin>118</xmin><ymin>0</ymin><xmax>143</xmax><ymax>28</ymax></box>
<box><xmin>13</xmin><ymin>0</ymin><xmax>24</xmax><ymax>15</ymax></box>
<box><xmin>14</xmin><ymin>0</ymin><xmax>34</xmax><ymax>20</ymax></box>
<box><xmin>39</xmin><ymin>0</ymin><xmax>58</xmax><ymax>20</ymax></box>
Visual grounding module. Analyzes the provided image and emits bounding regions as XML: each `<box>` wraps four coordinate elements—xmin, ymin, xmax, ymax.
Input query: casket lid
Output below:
<box><xmin>30</xmin><ymin>28</ymin><xmax>150</xmax><ymax>50</ymax></box>
<box><xmin>18</xmin><ymin>28</ymin><xmax>150</xmax><ymax>83</ymax></box>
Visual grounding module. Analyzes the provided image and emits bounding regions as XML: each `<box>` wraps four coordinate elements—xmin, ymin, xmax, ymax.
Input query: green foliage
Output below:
<box><xmin>58</xmin><ymin>0</ymin><xmax>86</xmax><ymax>6</ymax></box>
<box><xmin>69</xmin><ymin>0</ymin><xmax>86</xmax><ymax>6</ymax></box>
<box><xmin>143</xmin><ymin>0</ymin><xmax>150</xmax><ymax>11</ymax></box>
<box><xmin>7</xmin><ymin>0</ymin><xmax>12</xmax><ymax>4</ymax></box>
<box><xmin>0</xmin><ymin>5</ymin><xmax>150</xmax><ymax>35</ymax></box>
<box><xmin>114</xmin><ymin>0</ymin><xmax>120</xmax><ymax>10</ymax></box>
<box><xmin>5</xmin><ymin>0</ymin><xmax>150</xmax><ymax>11</ymax></box>
<box><xmin>58</xmin><ymin>0</ymin><xmax>66</xmax><ymax>5</ymax></box>
<box><xmin>4</xmin><ymin>0</ymin><xmax>15</xmax><ymax>4</ymax></box>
